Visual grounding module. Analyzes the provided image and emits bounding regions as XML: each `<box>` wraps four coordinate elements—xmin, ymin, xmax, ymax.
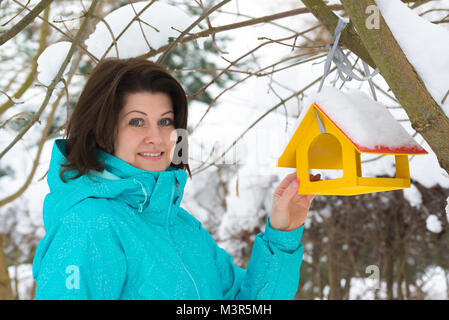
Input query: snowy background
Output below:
<box><xmin>1</xmin><ymin>0</ymin><xmax>449</xmax><ymax>299</ymax></box>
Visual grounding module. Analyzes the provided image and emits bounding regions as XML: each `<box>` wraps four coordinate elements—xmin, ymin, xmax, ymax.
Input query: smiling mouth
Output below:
<box><xmin>138</xmin><ymin>152</ymin><xmax>163</xmax><ymax>157</ymax></box>
<box><xmin>138</xmin><ymin>152</ymin><xmax>164</xmax><ymax>160</ymax></box>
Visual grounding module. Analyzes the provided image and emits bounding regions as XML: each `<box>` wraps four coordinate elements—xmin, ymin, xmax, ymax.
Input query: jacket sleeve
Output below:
<box><xmin>33</xmin><ymin>208</ymin><xmax>127</xmax><ymax>300</ymax></box>
<box><xmin>202</xmin><ymin>216</ymin><xmax>305</xmax><ymax>300</ymax></box>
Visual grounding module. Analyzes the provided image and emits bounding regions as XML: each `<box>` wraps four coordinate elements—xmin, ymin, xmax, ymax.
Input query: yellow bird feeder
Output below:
<box><xmin>277</xmin><ymin>88</ymin><xmax>428</xmax><ymax>196</ymax></box>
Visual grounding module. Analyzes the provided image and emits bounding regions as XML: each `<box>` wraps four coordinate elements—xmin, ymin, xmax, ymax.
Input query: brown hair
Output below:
<box><xmin>59</xmin><ymin>57</ymin><xmax>191</xmax><ymax>183</ymax></box>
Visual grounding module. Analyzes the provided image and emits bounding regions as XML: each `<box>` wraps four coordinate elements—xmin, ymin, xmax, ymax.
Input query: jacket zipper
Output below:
<box><xmin>166</xmin><ymin>178</ymin><xmax>201</xmax><ymax>300</ymax></box>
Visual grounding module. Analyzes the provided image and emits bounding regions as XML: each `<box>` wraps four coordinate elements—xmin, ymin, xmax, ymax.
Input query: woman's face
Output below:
<box><xmin>114</xmin><ymin>91</ymin><xmax>177</xmax><ymax>172</ymax></box>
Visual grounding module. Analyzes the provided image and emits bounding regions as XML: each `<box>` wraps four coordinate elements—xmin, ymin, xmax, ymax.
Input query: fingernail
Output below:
<box><xmin>294</xmin><ymin>178</ymin><xmax>299</xmax><ymax>184</ymax></box>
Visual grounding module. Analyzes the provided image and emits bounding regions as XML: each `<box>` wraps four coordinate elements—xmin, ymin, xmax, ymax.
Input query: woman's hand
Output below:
<box><xmin>269</xmin><ymin>172</ymin><xmax>321</xmax><ymax>231</ymax></box>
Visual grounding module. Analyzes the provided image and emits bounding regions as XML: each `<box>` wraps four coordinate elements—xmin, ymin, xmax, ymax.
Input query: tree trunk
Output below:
<box><xmin>310</xmin><ymin>221</ymin><xmax>323</xmax><ymax>299</ymax></box>
<box><xmin>384</xmin><ymin>241</ymin><xmax>394</xmax><ymax>299</ymax></box>
<box><xmin>326</xmin><ymin>219</ymin><xmax>341</xmax><ymax>299</ymax></box>
<box><xmin>0</xmin><ymin>235</ymin><xmax>14</xmax><ymax>300</ymax></box>
<box><xmin>383</xmin><ymin>205</ymin><xmax>395</xmax><ymax>300</ymax></box>
<box><xmin>340</xmin><ymin>0</ymin><xmax>449</xmax><ymax>174</ymax></box>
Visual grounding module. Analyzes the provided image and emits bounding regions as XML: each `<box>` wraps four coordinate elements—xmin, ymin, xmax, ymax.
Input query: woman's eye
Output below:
<box><xmin>129</xmin><ymin>118</ymin><xmax>144</xmax><ymax>127</ymax></box>
<box><xmin>160</xmin><ymin>118</ymin><xmax>174</xmax><ymax>126</ymax></box>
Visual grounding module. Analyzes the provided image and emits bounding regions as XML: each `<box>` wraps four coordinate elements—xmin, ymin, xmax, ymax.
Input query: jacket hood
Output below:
<box><xmin>43</xmin><ymin>139</ymin><xmax>188</xmax><ymax>231</ymax></box>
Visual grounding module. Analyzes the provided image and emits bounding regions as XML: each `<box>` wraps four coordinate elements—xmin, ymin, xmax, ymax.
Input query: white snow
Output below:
<box><xmin>302</xmin><ymin>86</ymin><xmax>424</xmax><ymax>152</ymax></box>
<box><xmin>418</xmin><ymin>265</ymin><xmax>449</xmax><ymax>300</ymax></box>
<box><xmin>403</xmin><ymin>184</ymin><xmax>422</xmax><ymax>208</ymax></box>
<box><xmin>349</xmin><ymin>265</ymin><xmax>449</xmax><ymax>299</ymax></box>
<box><xmin>375</xmin><ymin>0</ymin><xmax>449</xmax><ymax>115</ymax></box>
<box><xmin>8</xmin><ymin>264</ymin><xmax>34</xmax><ymax>300</ymax></box>
<box><xmin>446</xmin><ymin>196</ymin><xmax>449</xmax><ymax>223</ymax></box>
<box><xmin>85</xmin><ymin>1</ymin><xmax>196</xmax><ymax>60</ymax></box>
<box><xmin>36</xmin><ymin>41</ymin><xmax>73</xmax><ymax>87</ymax></box>
<box><xmin>426</xmin><ymin>214</ymin><xmax>442</xmax><ymax>233</ymax></box>
<box><xmin>407</xmin><ymin>139</ymin><xmax>449</xmax><ymax>189</ymax></box>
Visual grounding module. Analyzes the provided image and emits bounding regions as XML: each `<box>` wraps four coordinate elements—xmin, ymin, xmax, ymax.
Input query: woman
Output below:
<box><xmin>32</xmin><ymin>57</ymin><xmax>320</xmax><ymax>300</ymax></box>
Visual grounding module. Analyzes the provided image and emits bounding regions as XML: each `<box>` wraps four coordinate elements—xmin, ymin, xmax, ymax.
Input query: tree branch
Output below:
<box><xmin>11</xmin><ymin>0</ymin><xmax>99</xmax><ymax>63</ymax></box>
<box><xmin>0</xmin><ymin>0</ymin><xmax>54</xmax><ymax>46</ymax></box>
<box><xmin>401</xmin><ymin>0</ymin><xmax>433</xmax><ymax>9</ymax></box>
<box><xmin>0</xmin><ymin>0</ymin><xmax>98</xmax><ymax>163</ymax></box>
<box><xmin>0</xmin><ymin>5</ymin><xmax>51</xmax><ymax>118</ymax></box>
<box><xmin>340</xmin><ymin>0</ymin><xmax>449</xmax><ymax>174</ymax></box>
<box><xmin>99</xmin><ymin>0</ymin><xmax>157</xmax><ymax>61</ymax></box>
<box><xmin>192</xmin><ymin>65</ymin><xmax>338</xmax><ymax>175</ymax></box>
<box><xmin>157</xmin><ymin>0</ymin><xmax>232</xmax><ymax>64</ymax></box>
<box><xmin>139</xmin><ymin>5</ymin><xmax>343</xmax><ymax>60</ymax></box>
<box><xmin>301</xmin><ymin>0</ymin><xmax>376</xmax><ymax>68</ymax></box>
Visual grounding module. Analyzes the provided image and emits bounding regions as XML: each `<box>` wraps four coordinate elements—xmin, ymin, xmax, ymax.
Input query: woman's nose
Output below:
<box><xmin>143</xmin><ymin>126</ymin><xmax>163</xmax><ymax>144</ymax></box>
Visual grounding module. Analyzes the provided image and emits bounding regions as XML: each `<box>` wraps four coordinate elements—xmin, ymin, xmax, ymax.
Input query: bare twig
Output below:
<box><xmin>157</xmin><ymin>0</ymin><xmax>232</xmax><ymax>64</ymax></box>
<box><xmin>188</xmin><ymin>24</ymin><xmax>321</xmax><ymax>101</ymax></box>
<box><xmin>262</xmin><ymin>51</ymin><xmax>328</xmax><ymax>76</ymax></box>
<box><xmin>139</xmin><ymin>6</ymin><xmax>328</xmax><ymax>60</ymax></box>
<box><xmin>0</xmin><ymin>111</ymin><xmax>32</xmax><ymax>130</ymax></box>
<box><xmin>11</xmin><ymin>0</ymin><xmax>98</xmax><ymax>63</ymax></box>
<box><xmin>196</xmin><ymin>0</ymin><xmax>228</xmax><ymax>54</ymax></box>
<box><xmin>58</xmin><ymin>15</ymin><xmax>74</xmax><ymax>38</ymax></box>
<box><xmin>170</xmin><ymin>67</ymin><xmax>256</xmax><ymax>75</ymax></box>
<box><xmin>249</xmin><ymin>51</ymin><xmax>289</xmax><ymax>128</ymax></box>
<box><xmin>0</xmin><ymin>0</ymin><xmax>54</xmax><ymax>46</ymax></box>
<box><xmin>0</xmin><ymin>5</ymin><xmax>51</xmax><ymax>118</ymax></box>
<box><xmin>442</xmin><ymin>89</ymin><xmax>449</xmax><ymax>105</ymax></box>
<box><xmin>128</xmin><ymin>0</ymin><xmax>152</xmax><ymax>52</ymax></box>
<box><xmin>1</xmin><ymin>0</ymin><xmax>30</xmax><ymax>27</ymax></box>
<box><xmin>191</xmin><ymin>66</ymin><xmax>338</xmax><ymax>175</ymax></box>
<box><xmin>257</xmin><ymin>36</ymin><xmax>327</xmax><ymax>50</ymax></box>
<box><xmin>91</xmin><ymin>14</ymin><xmax>120</xmax><ymax>58</ymax></box>
<box><xmin>0</xmin><ymin>90</ymin><xmax>23</xmax><ymax>106</ymax></box>
<box><xmin>99</xmin><ymin>0</ymin><xmax>157</xmax><ymax>61</ymax></box>
<box><xmin>419</xmin><ymin>8</ymin><xmax>449</xmax><ymax>16</ymax></box>
<box><xmin>191</xmin><ymin>50</ymin><xmax>327</xmax><ymax>133</ymax></box>
<box><xmin>213</xmin><ymin>7</ymin><xmax>345</xmax><ymax>43</ymax></box>
<box><xmin>409</xmin><ymin>0</ymin><xmax>432</xmax><ymax>9</ymax></box>
<box><xmin>0</xmin><ymin>69</ymin><xmax>21</xmax><ymax>93</ymax></box>
<box><xmin>0</xmin><ymin>3</ymin><xmax>96</xmax><ymax>208</ymax></box>
<box><xmin>0</xmin><ymin>0</ymin><xmax>98</xmax><ymax>163</ymax></box>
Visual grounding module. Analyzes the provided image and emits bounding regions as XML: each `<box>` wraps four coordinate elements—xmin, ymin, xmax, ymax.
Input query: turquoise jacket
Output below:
<box><xmin>32</xmin><ymin>139</ymin><xmax>305</xmax><ymax>300</ymax></box>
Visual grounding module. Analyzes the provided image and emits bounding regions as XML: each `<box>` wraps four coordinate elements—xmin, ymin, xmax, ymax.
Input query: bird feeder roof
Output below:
<box><xmin>296</xmin><ymin>86</ymin><xmax>427</xmax><ymax>155</ymax></box>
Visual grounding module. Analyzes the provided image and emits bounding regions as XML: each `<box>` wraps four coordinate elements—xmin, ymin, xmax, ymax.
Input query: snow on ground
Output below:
<box><xmin>348</xmin><ymin>265</ymin><xmax>449</xmax><ymax>299</ymax></box>
<box><xmin>417</xmin><ymin>265</ymin><xmax>449</xmax><ymax>300</ymax></box>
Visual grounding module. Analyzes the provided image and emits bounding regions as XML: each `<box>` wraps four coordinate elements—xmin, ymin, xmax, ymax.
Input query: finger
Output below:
<box><xmin>275</xmin><ymin>172</ymin><xmax>298</xmax><ymax>194</ymax></box>
<box><xmin>278</xmin><ymin>179</ymin><xmax>299</xmax><ymax>207</ymax></box>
